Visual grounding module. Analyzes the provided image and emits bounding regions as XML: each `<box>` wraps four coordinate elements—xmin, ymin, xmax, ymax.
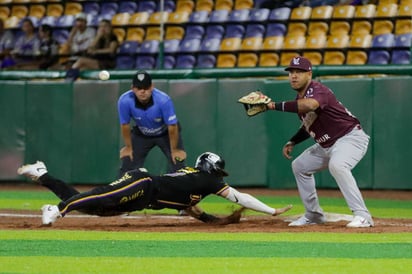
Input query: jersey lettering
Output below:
<box><xmin>110</xmin><ymin>173</ymin><xmax>132</xmax><ymax>186</ymax></box>
<box><xmin>120</xmin><ymin>189</ymin><xmax>145</xmax><ymax>203</ymax></box>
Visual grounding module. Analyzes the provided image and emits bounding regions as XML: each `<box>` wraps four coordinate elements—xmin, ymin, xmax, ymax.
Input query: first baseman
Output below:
<box><xmin>266</xmin><ymin>56</ymin><xmax>373</xmax><ymax>228</ymax></box>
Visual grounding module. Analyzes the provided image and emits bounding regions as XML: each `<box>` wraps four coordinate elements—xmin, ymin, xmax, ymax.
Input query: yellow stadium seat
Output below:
<box><xmin>146</xmin><ymin>27</ymin><xmax>161</xmax><ymax>40</ymax></box>
<box><xmin>165</xmin><ymin>26</ymin><xmax>185</xmax><ymax>40</ymax></box>
<box><xmin>11</xmin><ymin>5</ymin><xmax>28</xmax><ymax>19</ymax></box>
<box><xmin>352</xmin><ymin>21</ymin><xmax>372</xmax><ymax>34</ymax></box>
<box><xmin>167</xmin><ymin>11</ymin><xmax>190</xmax><ymax>24</ymax></box>
<box><xmin>176</xmin><ymin>0</ymin><xmax>195</xmax><ymax>13</ymax></box>
<box><xmin>308</xmin><ymin>22</ymin><xmax>329</xmax><ymax>36</ymax></box>
<box><xmin>215</xmin><ymin>0</ymin><xmax>233</xmax><ymax>11</ymax></box>
<box><xmin>346</xmin><ymin>51</ymin><xmax>368</xmax><ymax>65</ymax></box>
<box><xmin>287</xmin><ymin>22</ymin><xmax>307</xmax><ymax>36</ymax></box>
<box><xmin>373</xmin><ymin>20</ymin><xmax>394</xmax><ymax>35</ymax></box>
<box><xmin>259</xmin><ymin>53</ymin><xmax>279</xmax><ymax>67</ymax></box>
<box><xmin>332</xmin><ymin>5</ymin><xmax>355</xmax><ymax>19</ymax></box>
<box><xmin>113</xmin><ymin>28</ymin><xmax>126</xmax><ymax>43</ymax></box>
<box><xmin>330</xmin><ymin>21</ymin><xmax>351</xmax><ymax>35</ymax></box>
<box><xmin>148</xmin><ymin>12</ymin><xmax>169</xmax><ymax>24</ymax></box>
<box><xmin>240</xmin><ymin>37</ymin><xmax>263</xmax><ymax>51</ymax></box>
<box><xmin>237</xmin><ymin>53</ymin><xmax>258</xmax><ymax>67</ymax></box>
<box><xmin>290</xmin><ymin>6</ymin><xmax>312</xmax><ymax>21</ymax></box>
<box><xmin>303</xmin><ymin>52</ymin><xmax>322</xmax><ymax>65</ymax></box>
<box><xmin>65</xmin><ymin>2</ymin><xmax>82</xmax><ymax>15</ymax></box>
<box><xmin>29</xmin><ymin>5</ymin><xmax>46</xmax><ymax>19</ymax></box>
<box><xmin>196</xmin><ymin>0</ymin><xmax>214</xmax><ymax>12</ymax></box>
<box><xmin>0</xmin><ymin>6</ymin><xmax>10</xmax><ymax>20</ymax></box>
<box><xmin>303</xmin><ymin>34</ymin><xmax>326</xmax><ymax>65</ymax></box>
<box><xmin>220</xmin><ymin>37</ymin><xmax>242</xmax><ymax>51</ymax></box>
<box><xmin>282</xmin><ymin>35</ymin><xmax>306</xmax><ymax>50</ymax></box>
<box><xmin>234</xmin><ymin>0</ymin><xmax>253</xmax><ymax>10</ymax></box>
<box><xmin>354</xmin><ymin>4</ymin><xmax>376</xmax><ymax>19</ymax></box>
<box><xmin>323</xmin><ymin>51</ymin><xmax>346</xmax><ymax>65</ymax></box>
<box><xmin>4</xmin><ymin>16</ymin><xmax>19</xmax><ymax>29</ymax></box>
<box><xmin>47</xmin><ymin>4</ymin><xmax>64</xmax><ymax>17</ymax></box>
<box><xmin>112</xmin><ymin>13</ymin><xmax>131</xmax><ymax>27</ymax></box>
<box><xmin>349</xmin><ymin>33</ymin><xmax>372</xmax><ymax>49</ymax></box>
<box><xmin>262</xmin><ymin>36</ymin><xmax>284</xmax><ymax>51</ymax></box>
<box><xmin>217</xmin><ymin>54</ymin><xmax>236</xmax><ymax>67</ymax></box>
<box><xmin>395</xmin><ymin>19</ymin><xmax>412</xmax><ymax>34</ymax></box>
<box><xmin>311</xmin><ymin>5</ymin><xmax>333</xmax><ymax>20</ymax></box>
<box><xmin>129</xmin><ymin>12</ymin><xmax>150</xmax><ymax>25</ymax></box>
<box><xmin>375</xmin><ymin>3</ymin><xmax>398</xmax><ymax>18</ymax></box>
<box><xmin>126</xmin><ymin>27</ymin><xmax>145</xmax><ymax>42</ymax></box>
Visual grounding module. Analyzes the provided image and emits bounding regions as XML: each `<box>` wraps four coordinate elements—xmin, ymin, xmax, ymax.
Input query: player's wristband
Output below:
<box><xmin>274</xmin><ymin>101</ymin><xmax>298</xmax><ymax>113</ymax></box>
<box><xmin>199</xmin><ymin>212</ymin><xmax>218</xmax><ymax>223</ymax></box>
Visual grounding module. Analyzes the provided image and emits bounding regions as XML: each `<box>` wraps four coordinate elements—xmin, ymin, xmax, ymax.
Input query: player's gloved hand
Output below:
<box><xmin>282</xmin><ymin>141</ymin><xmax>295</xmax><ymax>160</ymax></box>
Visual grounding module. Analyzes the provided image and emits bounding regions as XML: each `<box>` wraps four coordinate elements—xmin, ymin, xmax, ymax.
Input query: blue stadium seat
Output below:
<box><xmin>118</xmin><ymin>1</ymin><xmax>138</xmax><ymax>14</ymax></box>
<box><xmin>55</xmin><ymin>15</ymin><xmax>75</xmax><ymax>28</ymax></box>
<box><xmin>138</xmin><ymin>1</ymin><xmax>157</xmax><ymax>13</ymax></box>
<box><xmin>367</xmin><ymin>50</ymin><xmax>391</xmax><ymax>65</ymax></box>
<box><xmin>199</xmin><ymin>37</ymin><xmax>221</xmax><ymax>52</ymax></box>
<box><xmin>139</xmin><ymin>40</ymin><xmax>160</xmax><ymax>54</ymax></box>
<box><xmin>209</xmin><ymin>9</ymin><xmax>229</xmax><ymax>23</ymax></box>
<box><xmin>245</xmin><ymin>24</ymin><xmax>266</xmax><ymax>38</ymax></box>
<box><xmin>116</xmin><ymin>41</ymin><xmax>139</xmax><ymax>69</ymax></box>
<box><xmin>265</xmin><ymin>23</ymin><xmax>287</xmax><ymax>37</ymax></box>
<box><xmin>249</xmin><ymin>8</ymin><xmax>270</xmax><ymax>22</ymax></box>
<box><xmin>178</xmin><ymin>38</ymin><xmax>201</xmax><ymax>53</ymax></box>
<box><xmin>391</xmin><ymin>50</ymin><xmax>411</xmax><ymax>64</ymax></box>
<box><xmin>371</xmin><ymin>34</ymin><xmax>395</xmax><ymax>49</ymax></box>
<box><xmin>196</xmin><ymin>54</ymin><xmax>216</xmax><ymax>68</ymax></box>
<box><xmin>224</xmin><ymin>24</ymin><xmax>245</xmax><ymax>38</ymax></box>
<box><xmin>39</xmin><ymin>16</ymin><xmax>56</xmax><ymax>26</ymax></box>
<box><xmin>83</xmin><ymin>2</ymin><xmax>100</xmax><ymax>16</ymax></box>
<box><xmin>175</xmin><ymin>54</ymin><xmax>196</xmax><ymax>68</ymax></box>
<box><xmin>391</xmin><ymin>33</ymin><xmax>412</xmax><ymax>64</ymax></box>
<box><xmin>185</xmin><ymin>25</ymin><xmax>205</xmax><ymax>39</ymax></box>
<box><xmin>189</xmin><ymin>10</ymin><xmax>209</xmax><ymax>23</ymax></box>
<box><xmin>164</xmin><ymin>39</ymin><xmax>181</xmax><ymax>54</ymax></box>
<box><xmin>136</xmin><ymin>55</ymin><xmax>156</xmax><ymax>69</ymax></box>
<box><xmin>269</xmin><ymin>7</ymin><xmax>291</xmax><ymax>21</ymax></box>
<box><xmin>163</xmin><ymin>55</ymin><xmax>175</xmax><ymax>69</ymax></box>
<box><xmin>158</xmin><ymin>0</ymin><xmax>176</xmax><ymax>12</ymax></box>
<box><xmin>228</xmin><ymin>9</ymin><xmax>250</xmax><ymax>23</ymax></box>
<box><xmin>100</xmin><ymin>2</ymin><xmax>119</xmax><ymax>17</ymax></box>
<box><xmin>53</xmin><ymin>29</ymin><xmax>70</xmax><ymax>44</ymax></box>
<box><xmin>205</xmin><ymin>25</ymin><xmax>225</xmax><ymax>39</ymax></box>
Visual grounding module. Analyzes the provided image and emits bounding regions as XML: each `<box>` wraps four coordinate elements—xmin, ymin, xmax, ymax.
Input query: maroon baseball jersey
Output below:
<box><xmin>297</xmin><ymin>81</ymin><xmax>360</xmax><ymax>148</ymax></box>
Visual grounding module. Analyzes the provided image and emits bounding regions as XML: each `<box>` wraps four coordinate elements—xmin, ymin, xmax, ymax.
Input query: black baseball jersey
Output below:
<box><xmin>149</xmin><ymin>167</ymin><xmax>229</xmax><ymax>210</ymax></box>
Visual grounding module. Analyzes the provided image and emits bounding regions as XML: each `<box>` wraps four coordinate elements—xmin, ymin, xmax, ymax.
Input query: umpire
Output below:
<box><xmin>117</xmin><ymin>70</ymin><xmax>186</xmax><ymax>176</ymax></box>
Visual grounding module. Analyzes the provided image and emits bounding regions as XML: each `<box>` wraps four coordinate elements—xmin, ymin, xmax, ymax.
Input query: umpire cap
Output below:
<box><xmin>132</xmin><ymin>70</ymin><xmax>152</xmax><ymax>89</ymax></box>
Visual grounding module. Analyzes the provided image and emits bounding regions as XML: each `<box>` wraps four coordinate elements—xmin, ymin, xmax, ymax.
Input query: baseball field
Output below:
<box><xmin>0</xmin><ymin>184</ymin><xmax>411</xmax><ymax>274</ymax></box>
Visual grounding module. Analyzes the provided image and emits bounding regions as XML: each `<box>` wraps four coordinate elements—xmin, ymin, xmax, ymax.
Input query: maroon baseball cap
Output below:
<box><xmin>285</xmin><ymin>56</ymin><xmax>312</xmax><ymax>72</ymax></box>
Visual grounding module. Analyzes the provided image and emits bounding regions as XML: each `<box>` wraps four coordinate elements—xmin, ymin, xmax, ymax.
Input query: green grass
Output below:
<box><xmin>1</xmin><ymin>189</ymin><xmax>411</xmax><ymax>273</ymax></box>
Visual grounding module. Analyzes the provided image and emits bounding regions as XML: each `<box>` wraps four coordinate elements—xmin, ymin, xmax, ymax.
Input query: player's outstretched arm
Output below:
<box><xmin>219</xmin><ymin>187</ymin><xmax>292</xmax><ymax>216</ymax></box>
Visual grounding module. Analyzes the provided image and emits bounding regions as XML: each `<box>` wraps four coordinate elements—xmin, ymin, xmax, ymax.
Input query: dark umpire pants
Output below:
<box><xmin>119</xmin><ymin>126</ymin><xmax>185</xmax><ymax>176</ymax></box>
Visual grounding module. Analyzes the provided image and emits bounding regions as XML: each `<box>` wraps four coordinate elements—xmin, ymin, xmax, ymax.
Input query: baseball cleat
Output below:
<box><xmin>17</xmin><ymin>161</ymin><xmax>48</xmax><ymax>181</ymax></box>
<box><xmin>346</xmin><ymin>216</ymin><xmax>373</xmax><ymax>228</ymax></box>
<box><xmin>41</xmin><ymin>205</ymin><xmax>61</xmax><ymax>225</ymax></box>
<box><xmin>288</xmin><ymin>215</ymin><xmax>326</xmax><ymax>226</ymax></box>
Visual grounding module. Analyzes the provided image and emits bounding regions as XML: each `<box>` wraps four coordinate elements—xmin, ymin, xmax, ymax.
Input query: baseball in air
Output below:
<box><xmin>98</xmin><ymin>70</ymin><xmax>110</xmax><ymax>81</ymax></box>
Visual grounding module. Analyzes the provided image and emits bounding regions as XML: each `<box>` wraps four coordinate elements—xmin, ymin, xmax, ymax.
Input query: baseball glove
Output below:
<box><xmin>210</xmin><ymin>207</ymin><xmax>246</xmax><ymax>225</ymax></box>
<box><xmin>238</xmin><ymin>91</ymin><xmax>272</xmax><ymax>117</ymax></box>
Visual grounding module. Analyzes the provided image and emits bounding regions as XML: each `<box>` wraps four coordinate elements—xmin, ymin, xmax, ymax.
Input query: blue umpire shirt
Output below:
<box><xmin>118</xmin><ymin>88</ymin><xmax>178</xmax><ymax>137</ymax></box>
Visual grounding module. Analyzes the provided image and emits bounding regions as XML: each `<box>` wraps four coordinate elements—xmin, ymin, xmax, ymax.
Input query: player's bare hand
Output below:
<box><xmin>120</xmin><ymin>146</ymin><xmax>133</xmax><ymax>160</ymax></box>
<box><xmin>172</xmin><ymin>149</ymin><xmax>186</xmax><ymax>164</ymax></box>
<box><xmin>273</xmin><ymin>204</ymin><xmax>293</xmax><ymax>216</ymax></box>
<box><xmin>282</xmin><ymin>142</ymin><xmax>294</xmax><ymax>160</ymax></box>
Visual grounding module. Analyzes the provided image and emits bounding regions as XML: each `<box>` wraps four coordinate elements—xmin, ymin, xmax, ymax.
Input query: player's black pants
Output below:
<box><xmin>39</xmin><ymin>173</ymin><xmax>154</xmax><ymax>217</ymax></box>
<box><xmin>119</xmin><ymin>126</ymin><xmax>185</xmax><ymax>176</ymax></box>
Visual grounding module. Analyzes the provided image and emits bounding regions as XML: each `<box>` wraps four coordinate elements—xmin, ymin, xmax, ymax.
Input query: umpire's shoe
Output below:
<box><xmin>17</xmin><ymin>161</ymin><xmax>48</xmax><ymax>182</ymax></box>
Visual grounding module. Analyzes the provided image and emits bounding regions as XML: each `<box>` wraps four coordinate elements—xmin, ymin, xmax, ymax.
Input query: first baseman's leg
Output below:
<box><xmin>291</xmin><ymin>144</ymin><xmax>328</xmax><ymax>220</ymax></box>
<box><xmin>328</xmin><ymin>129</ymin><xmax>373</xmax><ymax>224</ymax></box>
